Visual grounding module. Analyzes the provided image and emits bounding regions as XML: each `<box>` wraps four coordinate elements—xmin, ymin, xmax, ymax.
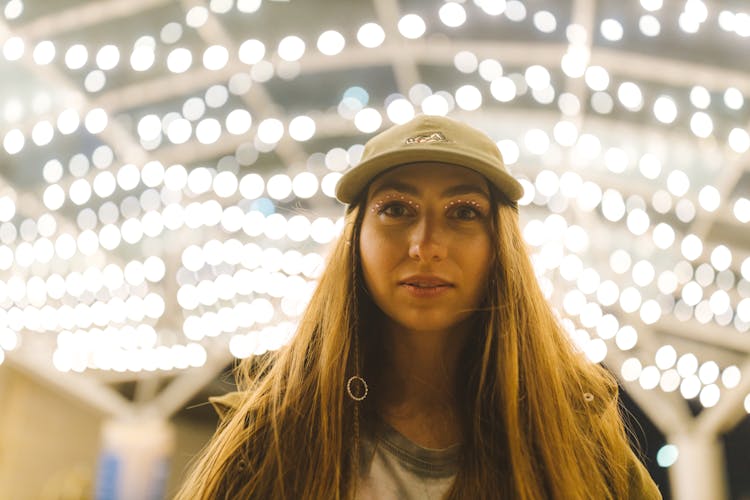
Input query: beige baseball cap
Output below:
<box><xmin>335</xmin><ymin>114</ymin><xmax>523</xmax><ymax>204</ymax></box>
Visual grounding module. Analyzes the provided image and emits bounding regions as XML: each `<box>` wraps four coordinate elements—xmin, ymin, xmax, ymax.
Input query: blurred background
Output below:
<box><xmin>0</xmin><ymin>0</ymin><xmax>749</xmax><ymax>498</ymax></box>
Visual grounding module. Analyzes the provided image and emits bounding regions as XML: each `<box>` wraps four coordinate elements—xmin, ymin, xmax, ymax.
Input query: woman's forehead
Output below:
<box><xmin>366</xmin><ymin>162</ymin><xmax>490</xmax><ymax>197</ymax></box>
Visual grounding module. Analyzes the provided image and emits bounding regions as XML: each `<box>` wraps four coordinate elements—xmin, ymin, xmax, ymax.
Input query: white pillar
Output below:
<box><xmin>95</xmin><ymin>418</ymin><xmax>175</xmax><ymax>500</ymax></box>
<box><xmin>668</xmin><ymin>432</ymin><xmax>727</xmax><ymax>500</ymax></box>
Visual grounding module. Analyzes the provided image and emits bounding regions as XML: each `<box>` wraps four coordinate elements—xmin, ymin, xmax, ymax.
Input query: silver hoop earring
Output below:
<box><xmin>346</xmin><ymin>375</ymin><xmax>368</xmax><ymax>401</ymax></box>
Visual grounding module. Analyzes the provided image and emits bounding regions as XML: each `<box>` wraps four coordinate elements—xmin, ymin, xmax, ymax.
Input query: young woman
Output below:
<box><xmin>176</xmin><ymin>115</ymin><xmax>662</xmax><ymax>499</ymax></box>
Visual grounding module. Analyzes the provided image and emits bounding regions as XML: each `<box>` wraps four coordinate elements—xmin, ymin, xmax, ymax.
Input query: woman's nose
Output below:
<box><xmin>408</xmin><ymin>215</ymin><xmax>448</xmax><ymax>262</ymax></box>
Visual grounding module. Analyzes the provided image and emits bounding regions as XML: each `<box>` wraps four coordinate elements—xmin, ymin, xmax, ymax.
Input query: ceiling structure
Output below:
<box><xmin>1</xmin><ymin>0</ymin><xmax>749</xmax><ymax>493</ymax></box>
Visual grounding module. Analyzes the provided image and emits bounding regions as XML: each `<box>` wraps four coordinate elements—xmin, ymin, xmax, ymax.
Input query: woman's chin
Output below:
<box><xmin>384</xmin><ymin>313</ymin><xmax>468</xmax><ymax>336</ymax></box>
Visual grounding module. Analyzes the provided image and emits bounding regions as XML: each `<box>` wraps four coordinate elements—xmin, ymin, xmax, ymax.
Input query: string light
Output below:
<box><xmin>398</xmin><ymin>14</ymin><xmax>426</xmax><ymax>39</ymax></box>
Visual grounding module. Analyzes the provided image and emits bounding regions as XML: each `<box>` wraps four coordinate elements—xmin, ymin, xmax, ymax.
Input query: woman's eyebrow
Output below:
<box><xmin>441</xmin><ymin>184</ymin><xmax>490</xmax><ymax>199</ymax></box>
<box><xmin>369</xmin><ymin>181</ymin><xmax>490</xmax><ymax>200</ymax></box>
<box><xmin>369</xmin><ymin>180</ymin><xmax>419</xmax><ymax>198</ymax></box>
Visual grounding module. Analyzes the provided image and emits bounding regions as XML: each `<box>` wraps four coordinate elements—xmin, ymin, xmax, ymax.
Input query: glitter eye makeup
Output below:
<box><xmin>443</xmin><ymin>199</ymin><xmax>483</xmax><ymax>211</ymax></box>
<box><xmin>370</xmin><ymin>193</ymin><xmax>421</xmax><ymax>214</ymax></box>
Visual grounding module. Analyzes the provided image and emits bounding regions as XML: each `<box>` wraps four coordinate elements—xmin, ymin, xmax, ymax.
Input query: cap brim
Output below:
<box><xmin>336</xmin><ymin>145</ymin><xmax>524</xmax><ymax>204</ymax></box>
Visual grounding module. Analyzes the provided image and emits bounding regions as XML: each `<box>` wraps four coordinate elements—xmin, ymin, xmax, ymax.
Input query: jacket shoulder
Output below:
<box><xmin>626</xmin><ymin>447</ymin><xmax>663</xmax><ymax>500</ymax></box>
<box><xmin>208</xmin><ymin>391</ymin><xmax>244</xmax><ymax>420</ymax></box>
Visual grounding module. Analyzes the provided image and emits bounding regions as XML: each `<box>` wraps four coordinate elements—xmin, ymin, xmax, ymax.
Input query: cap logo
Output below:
<box><xmin>404</xmin><ymin>131</ymin><xmax>447</xmax><ymax>145</ymax></box>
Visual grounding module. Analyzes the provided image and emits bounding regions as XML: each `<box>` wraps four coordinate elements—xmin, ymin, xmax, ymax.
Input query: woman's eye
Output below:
<box><xmin>451</xmin><ymin>205</ymin><xmax>482</xmax><ymax>220</ymax></box>
<box><xmin>378</xmin><ymin>203</ymin><xmax>410</xmax><ymax>217</ymax></box>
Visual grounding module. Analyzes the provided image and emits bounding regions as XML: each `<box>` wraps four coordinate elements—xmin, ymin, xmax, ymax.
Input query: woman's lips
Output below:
<box><xmin>399</xmin><ymin>275</ymin><xmax>453</xmax><ymax>287</ymax></box>
<box><xmin>400</xmin><ymin>283</ymin><xmax>453</xmax><ymax>297</ymax></box>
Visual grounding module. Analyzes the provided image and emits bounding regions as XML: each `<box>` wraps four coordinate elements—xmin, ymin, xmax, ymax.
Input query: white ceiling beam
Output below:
<box><xmin>655</xmin><ymin>316</ymin><xmax>750</xmax><ymax>355</ymax></box>
<box><xmin>373</xmin><ymin>0</ymin><xmax>421</xmax><ymax>95</ymax></box>
<box><xmin>14</xmin><ymin>0</ymin><xmax>172</xmax><ymax>41</ymax></box>
<box><xmin>140</xmin><ymin>341</ymin><xmax>234</xmax><ymax>419</ymax></box>
<box><xmin>78</xmin><ymin>40</ymin><xmax>750</xmax><ymax>120</ymax></box>
<box><xmin>591</xmin><ymin>47</ymin><xmax>750</xmax><ymax>94</ymax></box>
<box><xmin>93</xmin><ymin>65</ymin><xmax>238</xmax><ymax>116</ymax></box>
<box><xmin>563</xmin><ymin>0</ymin><xmax>595</xmax><ymax>125</ymax></box>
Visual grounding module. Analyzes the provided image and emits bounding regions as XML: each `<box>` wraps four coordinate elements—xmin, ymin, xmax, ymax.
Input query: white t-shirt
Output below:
<box><xmin>357</xmin><ymin>420</ymin><xmax>459</xmax><ymax>500</ymax></box>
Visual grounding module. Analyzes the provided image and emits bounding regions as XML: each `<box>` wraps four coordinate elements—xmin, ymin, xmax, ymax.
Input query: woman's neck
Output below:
<box><xmin>374</xmin><ymin>320</ymin><xmax>472</xmax><ymax>448</ymax></box>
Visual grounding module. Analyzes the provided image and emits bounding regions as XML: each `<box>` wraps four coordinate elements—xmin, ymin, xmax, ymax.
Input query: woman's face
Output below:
<box><xmin>359</xmin><ymin>162</ymin><xmax>493</xmax><ymax>335</ymax></box>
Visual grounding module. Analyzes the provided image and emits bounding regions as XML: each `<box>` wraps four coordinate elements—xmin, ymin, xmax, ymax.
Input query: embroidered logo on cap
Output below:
<box><xmin>404</xmin><ymin>132</ymin><xmax>448</xmax><ymax>145</ymax></box>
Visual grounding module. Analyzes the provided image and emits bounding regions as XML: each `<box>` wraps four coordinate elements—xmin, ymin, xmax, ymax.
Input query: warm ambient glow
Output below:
<box><xmin>0</xmin><ymin>1</ymin><xmax>745</xmax><ymax>427</ymax></box>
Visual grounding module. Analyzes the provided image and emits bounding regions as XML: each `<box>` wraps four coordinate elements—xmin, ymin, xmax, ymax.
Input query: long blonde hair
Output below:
<box><xmin>176</xmin><ymin>192</ymin><xmax>636</xmax><ymax>499</ymax></box>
